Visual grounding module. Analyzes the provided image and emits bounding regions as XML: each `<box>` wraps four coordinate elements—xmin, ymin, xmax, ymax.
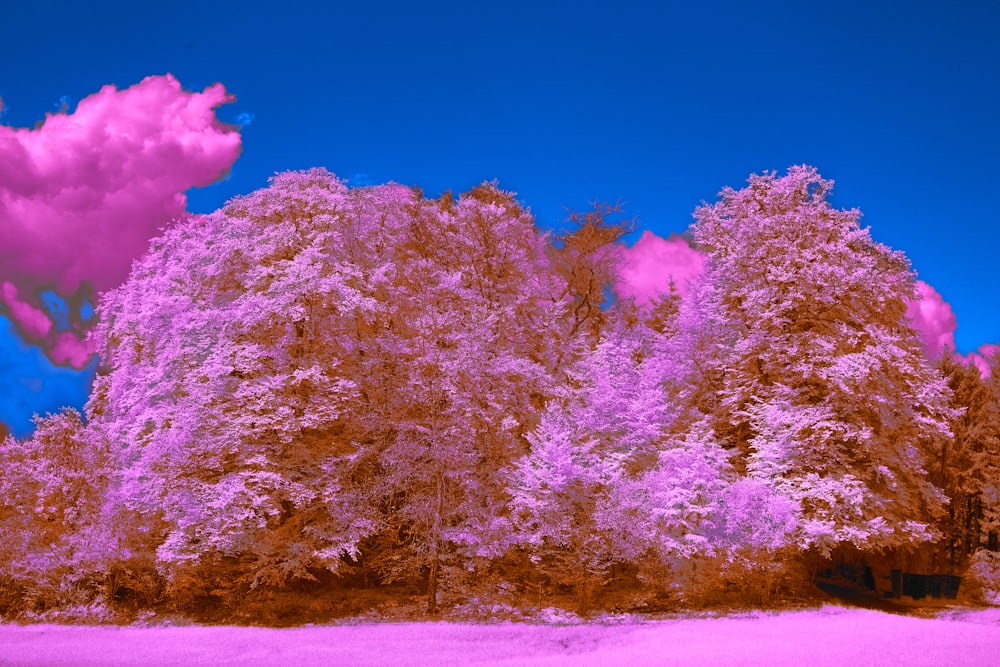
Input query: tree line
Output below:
<box><xmin>1</xmin><ymin>165</ymin><xmax>998</xmax><ymax>623</ymax></box>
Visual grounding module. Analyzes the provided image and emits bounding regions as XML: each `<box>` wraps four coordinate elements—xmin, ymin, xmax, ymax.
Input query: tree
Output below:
<box><xmin>935</xmin><ymin>353</ymin><xmax>1000</xmax><ymax>560</ymax></box>
<box><xmin>342</xmin><ymin>183</ymin><xmax>571</xmax><ymax>613</ymax></box>
<box><xmin>685</xmin><ymin>166</ymin><xmax>955</xmax><ymax>557</ymax></box>
<box><xmin>983</xmin><ymin>356</ymin><xmax>1000</xmax><ymax>551</ymax></box>
<box><xmin>507</xmin><ymin>316</ymin><xmax>697</xmax><ymax>613</ymax></box>
<box><xmin>548</xmin><ymin>202</ymin><xmax>633</xmax><ymax>352</ymax></box>
<box><xmin>94</xmin><ymin>169</ymin><xmax>378</xmax><ymax>592</ymax></box>
<box><xmin>0</xmin><ymin>410</ymin><xmax>112</xmax><ymax>613</ymax></box>
<box><xmin>91</xmin><ymin>171</ymin><xmax>583</xmax><ymax>614</ymax></box>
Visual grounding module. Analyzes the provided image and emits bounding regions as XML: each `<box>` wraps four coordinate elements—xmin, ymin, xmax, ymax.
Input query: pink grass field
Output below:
<box><xmin>2</xmin><ymin>607</ymin><xmax>999</xmax><ymax>667</ymax></box>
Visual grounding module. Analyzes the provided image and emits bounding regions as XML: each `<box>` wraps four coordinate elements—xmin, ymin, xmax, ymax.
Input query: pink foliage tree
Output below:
<box><xmin>508</xmin><ymin>312</ymin><xmax>699</xmax><ymax>612</ymax></box>
<box><xmin>341</xmin><ymin>183</ymin><xmax>572</xmax><ymax>612</ymax></box>
<box><xmin>686</xmin><ymin>166</ymin><xmax>956</xmax><ymax>557</ymax></box>
<box><xmin>94</xmin><ymin>170</ymin><xmax>377</xmax><ymax>591</ymax></box>
<box><xmin>91</xmin><ymin>172</ymin><xmax>584</xmax><ymax>612</ymax></box>
<box><xmin>0</xmin><ymin>409</ymin><xmax>112</xmax><ymax>613</ymax></box>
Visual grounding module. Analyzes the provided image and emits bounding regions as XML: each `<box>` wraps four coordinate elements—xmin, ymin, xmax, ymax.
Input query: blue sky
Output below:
<box><xmin>1</xmin><ymin>0</ymin><xmax>998</xmax><ymax>437</ymax></box>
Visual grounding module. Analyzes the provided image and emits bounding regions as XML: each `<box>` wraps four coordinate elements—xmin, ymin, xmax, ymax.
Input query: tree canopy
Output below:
<box><xmin>2</xmin><ymin>165</ymin><xmax>996</xmax><ymax>622</ymax></box>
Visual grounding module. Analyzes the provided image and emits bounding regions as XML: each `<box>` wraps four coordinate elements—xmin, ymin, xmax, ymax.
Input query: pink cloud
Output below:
<box><xmin>904</xmin><ymin>281</ymin><xmax>996</xmax><ymax>377</ymax></box>
<box><xmin>0</xmin><ymin>74</ymin><xmax>241</xmax><ymax>368</ymax></box>
<box><xmin>957</xmin><ymin>344</ymin><xmax>997</xmax><ymax>378</ymax></box>
<box><xmin>614</xmin><ymin>231</ymin><xmax>705</xmax><ymax>306</ymax></box>
<box><xmin>1</xmin><ymin>282</ymin><xmax>52</xmax><ymax>339</ymax></box>
<box><xmin>905</xmin><ymin>281</ymin><xmax>957</xmax><ymax>361</ymax></box>
<box><xmin>50</xmin><ymin>331</ymin><xmax>97</xmax><ymax>369</ymax></box>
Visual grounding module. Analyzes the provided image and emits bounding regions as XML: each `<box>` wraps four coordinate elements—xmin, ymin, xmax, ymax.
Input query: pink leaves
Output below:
<box><xmin>12</xmin><ymin>162</ymin><xmax>991</xmax><ymax>614</ymax></box>
<box><xmin>718</xmin><ymin>478</ymin><xmax>798</xmax><ymax>554</ymax></box>
<box><xmin>685</xmin><ymin>165</ymin><xmax>956</xmax><ymax>553</ymax></box>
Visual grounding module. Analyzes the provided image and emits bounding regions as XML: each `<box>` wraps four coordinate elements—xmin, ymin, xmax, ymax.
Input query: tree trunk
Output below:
<box><xmin>427</xmin><ymin>469</ymin><xmax>444</xmax><ymax>615</ymax></box>
<box><xmin>576</xmin><ymin>574</ymin><xmax>596</xmax><ymax>617</ymax></box>
<box><xmin>427</xmin><ymin>552</ymin><xmax>439</xmax><ymax>615</ymax></box>
<box><xmin>937</xmin><ymin>439</ymin><xmax>949</xmax><ymax>489</ymax></box>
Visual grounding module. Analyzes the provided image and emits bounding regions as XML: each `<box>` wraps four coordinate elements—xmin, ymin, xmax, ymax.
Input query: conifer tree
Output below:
<box><xmin>937</xmin><ymin>353</ymin><xmax>1000</xmax><ymax>557</ymax></box>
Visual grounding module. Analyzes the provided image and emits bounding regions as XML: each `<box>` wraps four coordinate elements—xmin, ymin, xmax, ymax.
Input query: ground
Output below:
<box><xmin>1</xmin><ymin>606</ymin><xmax>999</xmax><ymax>667</ymax></box>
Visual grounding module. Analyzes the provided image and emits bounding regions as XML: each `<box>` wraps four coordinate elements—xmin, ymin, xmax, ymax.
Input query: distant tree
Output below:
<box><xmin>935</xmin><ymin>353</ymin><xmax>1000</xmax><ymax>560</ymax></box>
<box><xmin>508</xmin><ymin>317</ymin><xmax>696</xmax><ymax>613</ymax></box>
<box><xmin>0</xmin><ymin>410</ymin><xmax>111</xmax><ymax>612</ymax></box>
<box><xmin>686</xmin><ymin>166</ymin><xmax>955</xmax><ymax>557</ymax></box>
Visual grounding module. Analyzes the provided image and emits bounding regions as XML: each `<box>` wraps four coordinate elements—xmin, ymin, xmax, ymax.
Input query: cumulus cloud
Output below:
<box><xmin>1</xmin><ymin>282</ymin><xmax>52</xmax><ymax>339</ymax></box>
<box><xmin>905</xmin><ymin>281</ymin><xmax>958</xmax><ymax>361</ymax></box>
<box><xmin>0</xmin><ymin>73</ymin><xmax>242</xmax><ymax>369</ymax></box>
<box><xmin>960</xmin><ymin>344</ymin><xmax>997</xmax><ymax>378</ymax></box>
<box><xmin>903</xmin><ymin>280</ymin><xmax>997</xmax><ymax>377</ymax></box>
<box><xmin>613</xmin><ymin>231</ymin><xmax>705</xmax><ymax>306</ymax></box>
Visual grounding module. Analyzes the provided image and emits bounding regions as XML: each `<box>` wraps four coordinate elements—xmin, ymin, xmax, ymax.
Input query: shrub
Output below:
<box><xmin>968</xmin><ymin>550</ymin><xmax>1000</xmax><ymax>604</ymax></box>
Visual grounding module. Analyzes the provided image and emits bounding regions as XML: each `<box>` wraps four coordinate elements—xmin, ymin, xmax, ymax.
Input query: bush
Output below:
<box><xmin>105</xmin><ymin>557</ymin><xmax>165</xmax><ymax>613</ymax></box>
<box><xmin>0</xmin><ymin>575</ymin><xmax>26</xmax><ymax>618</ymax></box>
<box><xmin>161</xmin><ymin>557</ymin><xmax>249</xmax><ymax>623</ymax></box>
<box><xmin>967</xmin><ymin>550</ymin><xmax>1000</xmax><ymax>604</ymax></box>
<box><xmin>667</xmin><ymin>549</ymin><xmax>812</xmax><ymax>609</ymax></box>
<box><xmin>446</xmin><ymin>599</ymin><xmax>528</xmax><ymax>623</ymax></box>
<box><xmin>20</xmin><ymin>600</ymin><xmax>117</xmax><ymax>625</ymax></box>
